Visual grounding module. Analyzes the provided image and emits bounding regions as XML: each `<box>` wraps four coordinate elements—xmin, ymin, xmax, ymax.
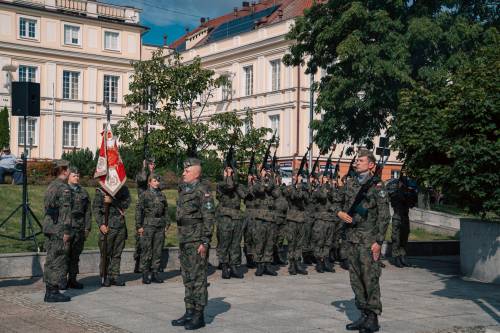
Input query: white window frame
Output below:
<box><xmin>243</xmin><ymin>65</ymin><xmax>253</xmax><ymax>96</ymax></box>
<box><xmin>62</xmin><ymin>121</ymin><xmax>81</xmax><ymax>148</ymax></box>
<box><xmin>269</xmin><ymin>114</ymin><xmax>280</xmax><ymax>139</ymax></box>
<box><xmin>104</xmin><ymin>74</ymin><xmax>120</xmax><ymax>104</ymax></box>
<box><xmin>63</xmin><ymin>23</ymin><xmax>82</xmax><ymax>46</ymax></box>
<box><xmin>18</xmin><ymin>118</ymin><xmax>38</xmax><ymax>146</ymax></box>
<box><xmin>103</xmin><ymin>30</ymin><xmax>121</xmax><ymax>51</ymax></box>
<box><xmin>62</xmin><ymin>70</ymin><xmax>80</xmax><ymax>100</ymax></box>
<box><xmin>18</xmin><ymin>15</ymin><xmax>39</xmax><ymax>41</ymax></box>
<box><xmin>270</xmin><ymin>59</ymin><xmax>281</xmax><ymax>92</ymax></box>
<box><xmin>18</xmin><ymin>65</ymin><xmax>38</xmax><ymax>83</ymax></box>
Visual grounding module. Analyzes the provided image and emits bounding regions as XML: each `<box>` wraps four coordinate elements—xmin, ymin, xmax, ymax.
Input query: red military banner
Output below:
<box><xmin>94</xmin><ymin>124</ymin><xmax>127</xmax><ymax>196</ymax></box>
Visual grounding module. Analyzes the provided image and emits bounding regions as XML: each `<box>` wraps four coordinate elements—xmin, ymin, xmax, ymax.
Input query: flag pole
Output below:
<box><xmin>100</xmin><ymin>101</ymin><xmax>112</xmax><ymax>286</ymax></box>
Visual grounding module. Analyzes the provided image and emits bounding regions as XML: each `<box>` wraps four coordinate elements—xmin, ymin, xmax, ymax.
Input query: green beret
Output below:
<box><xmin>183</xmin><ymin>158</ymin><xmax>201</xmax><ymax>168</ymax></box>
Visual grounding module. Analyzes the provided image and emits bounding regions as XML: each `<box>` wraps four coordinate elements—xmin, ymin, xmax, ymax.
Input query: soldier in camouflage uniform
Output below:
<box><xmin>62</xmin><ymin>167</ymin><xmax>91</xmax><ymax>290</ymax></box>
<box><xmin>216</xmin><ymin>166</ymin><xmax>246</xmax><ymax>279</ymax></box>
<box><xmin>302</xmin><ymin>176</ymin><xmax>318</xmax><ymax>265</ymax></box>
<box><xmin>94</xmin><ymin>185</ymin><xmax>131</xmax><ymax>287</ymax></box>
<box><xmin>42</xmin><ymin>160</ymin><xmax>72</xmax><ymax>302</ymax></box>
<box><xmin>334</xmin><ymin>150</ymin><xmax>390</xmax><ymax>333</ymax></box>
<box><xmin>273</xmin><ymin>179</ymin><xmax>289</xmax><ymax>265</ymax></box>
<box><xmin>249</xmin><ymin>167</ymin><xmax>279</xmax><ymax>277</ymax></box>
<box><xmin>134</xmin><ymin>158</ymin><xmax>167</xmax><ymax>273</ymax></box>
<box><xmin>284</xmin><ymin>174</ymin><xmax>309</xmax><ymax>275</ymax></box>
<box><xmin>171</xmin><ymin>158</ymin><xmax>215</xmax><ymax>330</ymax></box>
<box><xmin>243</xmin><ymin>174</ymin><xmax>257</xmax><ymax>268</ymax></box>
<box><xmin>328</xmin><ymin>177</ymin><xmax>348</xmax><ymax>270</ymax></box>
<box><xmin>136</xmin><ymin>173</ymin><xmax>169</xmax><ymax>284</ymax></box>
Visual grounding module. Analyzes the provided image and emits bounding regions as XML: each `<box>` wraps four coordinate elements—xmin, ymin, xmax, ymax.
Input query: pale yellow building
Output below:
<box><xmin>171</xmin><ymin>0</ymin><xmax>401</xmax><ymax>179</ymax></box>
<box><xmin>0</xmin><ymin>0</ymin><xmax>146</xmax><ymax>159</ymax></box>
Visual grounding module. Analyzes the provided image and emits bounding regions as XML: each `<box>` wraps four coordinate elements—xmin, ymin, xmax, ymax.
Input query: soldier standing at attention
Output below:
<box><xmin>136</xmin><ymin>173</ymin><xmax>169</xmax><ymax>284</ymax></box>
<box><xmin>43</xmin><ymin>160</ymin><xmax>72</xmax><ymax>302</ymax></box>
<box><xmin>63</xmin><ymin>167</ymin><xmax>91</xmax><ymax>290</ymax></box>
<box><xmin>273</xmin><ymin>176</ymin><xmax>289</xmax><ymax>266</ymax></box>
<box><xmin>243</xmin><ymin>172</ymin><xmax>257</xmax><ymax>268</ymax></box>
<box><xmin>335</xmin><ymin>150</ymin><xmax>390</xmax><ymax>333</ymax></box>
<box><xmin>302</xmin><ymin>175</ymin><xmax>318</xmax><ymax>265</ymax></box>
<box><xmin>171</xmin><ymin>158</ymin><xmax>215</xmax><ymax>330</ymax></box>
<box><xmin>216</xmin><ymin>166</ymin><xmax>246</xmax><ymax>279</ymax></box>
<box><xmin>94</xmin><ymin>184</ymin><xmax>131</xmax><ymax>287</ymax></box>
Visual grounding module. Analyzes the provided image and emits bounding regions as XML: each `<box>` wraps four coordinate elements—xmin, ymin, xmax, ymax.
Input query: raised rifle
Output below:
<box><xmin>323</xmin><ymin>149</ymin><xmax>335</xmax><ymax>178</ymax></box>
<box><xmin>294</xmin><ymin>143</ymin><xmax>312</xmax><ymax>186</ymax></box>
<box><xmin>260</xmin><ymin>130</ymin><xmax>276</xmax><ymax>173</ymax></box>
<box><xmin>332</xmin><ymin>148</ymin><xmax>345</xmax><ymax>181</ymax></box>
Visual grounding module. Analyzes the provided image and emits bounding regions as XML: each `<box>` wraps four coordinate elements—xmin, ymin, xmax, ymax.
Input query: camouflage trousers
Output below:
<box><xmin>134</xmin><ymin>233</ymin><xmax>141</xmax><ymax>262</ymax></box>
<box><xmin>347</xmin><ymin>242</ymin><xmax>383</xmax><ymax>315</ymax></box>
<box><xmin>253</xmin><ymin>219</ymin><xmax>276</xmax><ymax>263</ymax></box>
<box><xmin>330</xmin><ymin>224</ymin><xmax>347</xmax><ymax>261</ymax></box>
<box><xmin>302</xmin><ymin>218</ymin><xmax>315</xmax><ymax>253</ymax></box>
<box><xmin>99</xmin><ymin>227</ymin><xmax>127</xmax><ymax>278</ymax></box>
<box><xmin>286</xmin><ymin>221</ymin><xmax>305</xmax><ymax>261</ymax></box>
<box><xmin>44</xmin><ymin>235</ymin><xmax>68</xmax><ymax>288</ymax></box>
<box><xmin>180</xmin><ymin>241</ymin><xmax>208</xmax><ymax>311</ymax></box>
<box><xmin>140</xmin><ymin>225</ymin><xmax>165</xmax><ymax>272</ymax></box>
<box><xmin>243</xmin><ymin>215</ymin><xmax>256</xmax><ymax>256</ymax></box>
<box><xmin>312</xmin><ymin>220</ymin><xmax>334</xmax><ymax>258</ymax></box>
<box><xmin>391</xmin><ymin>214</ymin><xmax>410</xmax><ymax>257</ymax></box>
<box><xmin>216</xmin><ymin>216</ymin><xmax>243</xmax><ymax>266</ymax></box>
<box><xmin>273</xmin><ymin>219</ymin><xmax>287</xmax><ymax>247</ymax></box>
<box><xmin>67</xmin><ymin>228</ymin><xmax>85</xmax><ymax>279</ymax></box>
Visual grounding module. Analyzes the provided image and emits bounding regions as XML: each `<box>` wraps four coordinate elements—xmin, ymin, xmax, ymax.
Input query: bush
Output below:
<box><xmin>62</xmin><ymin>148</ymin><xmax>96</xmax><ymax>177</ymax></box>
<box><xmin>0</xmin><ymin>106</ymin><xmax>9</xmax><ymax>148</ymax></box>
<box><xmin>118</xmin><ymin>145</ymin><xmax>143</xmax><ymax>180</ymax></box>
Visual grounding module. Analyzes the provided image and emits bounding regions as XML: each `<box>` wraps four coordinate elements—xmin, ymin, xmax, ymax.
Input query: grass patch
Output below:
<box><xmin>408</xmin><ymin>228</ymin><xmax>458</xmax><ymax>241</ymax></box>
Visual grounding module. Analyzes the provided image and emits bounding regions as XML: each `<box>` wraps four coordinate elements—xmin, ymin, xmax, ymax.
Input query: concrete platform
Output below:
<box><xmin>0</xmin><ymin>256</ymin><xmax>499</xmax><ymax>333</ymax></box>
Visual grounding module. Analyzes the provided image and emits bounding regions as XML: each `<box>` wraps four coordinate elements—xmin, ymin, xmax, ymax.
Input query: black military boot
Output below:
<box><xmin>68</xmin><ymin>278</ymin><xmax>84</xmax><ymax>289</ymax></box>
<box><xmin>111</xmin><ymin>276</ymin><xmax>126</xmax><ymax>286</ymax></box>
<box><xmin>151</xmin><ymin>272</ymin><xmax>164</xmax><ymax>283</ymax></box>
<box><xmin>324</xmin><ymin>259</ymin><xmax>335</xmax><ymax>273</ymax></box>
<box><xmin>394</xmin><ymin>256</ymin><xmax>404</xmax><ymax>268</ymax></box>
<box><xmin>315</xmin><ymin>258</ymin><xmax>325</xmax><ymax>273</ymax></box>
<box><xmin>142</xmin><ymin>272</ymin><xmax>151</xmax><ymax>284</ymax></box>
<box><xmin>359</xmin><ymin>311</ymin><xmax>380</xmax><ymax>333</ymax></box>
<box><xmin>230</xmin><ymin>265</ymin><xmax>244</xmax><ymax>279</ymax></box>
<box><xmin>263</xmin><ymin>263</ymin><xmax>278</xmax><ymax>276</ymax></box>
<box><xmin>340</xmin><ymin>259</ymin><xmax>349</xmax><ymax>270</ymax></box>
<box><xmin>246</xmin><ymin>255</ymin><xmax>256</xmax><ymax>269</ymax></box>
<box><xmin>221</xmin><ymin>263</ymin><xmax>231</xmax><ymax>279</ymax></box>
<box><xmin>401</xmin><ymin>255</ymin><xmax>409</xmax><ymax>267</ymax></box>
<box><xmin>184</xmin><ymin>308</ymin><xmax>206</xmax><ymax>330</ymax></box>
<box><xmin>346</xmin><ymin>310</ymin><xmax>367</xmax><ymax>330</ymax></box>
<box><xmin>59</xmin><ymin>277</ymin><xmax>68</xmax><ymax>290</ymax></box>
<box><xmin>171</xmin><ymin>308</ymin><xmax>194</xmax><ymax>326</ymax></box>
<box><xmin>288</xmin><ymin>259</ymin><xmax>297</xmax><ymax>275</ymax></box>
<box><xmin>295</xmin><ymin>261</ymin><xmax>308</xmax><ymax>275</ymax></box>
<box><xmin>134</xmin><ymin>259</ymin><xmax>141</xmax><ymax>273</ymax></box>
<box><xmin>255</xmin><ymin>263</ymin><xmax>265</xmax><ymax>276</ymax></box>
<box><xmin>44</xmin><ymin>286</ymin><xmax>71</xmax><ymax>303</ymax></box>
<box><xmin>102</xmin><ymin>276</ymin><xmax>112</xmax><ymax>287</ymax></box>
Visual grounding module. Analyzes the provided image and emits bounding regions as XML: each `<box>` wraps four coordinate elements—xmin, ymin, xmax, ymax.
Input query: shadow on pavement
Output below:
<box><xmin>205</xmin><ymin>297</ymin><xmax>231</xmax><ymax>324</ymax></box>
<box><xmin>331</xmin><ymin>298</ymin><xmax>358</xmax><ymax>322</ymax></box>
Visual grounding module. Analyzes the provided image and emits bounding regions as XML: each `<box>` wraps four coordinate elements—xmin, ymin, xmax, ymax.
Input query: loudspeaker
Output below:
<box><xmin>12</xmin><ymin>82</ymin><xmax>40</xmax><ymax>117</ymax></box>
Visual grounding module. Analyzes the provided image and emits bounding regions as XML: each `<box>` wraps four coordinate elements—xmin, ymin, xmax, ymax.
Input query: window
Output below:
<box><xmin>221</xmin><ymin>82</ymin><xmax>231</xmax><ymax>101</ymax></box>
<box><xmin>104</xmin><ymin>75</ymin><xmax>119</xmax><ymax>103</ymax></box>
<box><xmin>269</xmin><ymin>114</ymin><xmax>280</xmax><ymax>137</ymax></box>
<box><xmin>63</xmin><ymin>71</ymin><xmax>79</xmax><ymax>99</ymax></box>
<box><xmin>64</xmin><ymin>24</ymin><xmax>80</xmax><ymax>45</ymax></box>
<box><xmin>63</xmin><ymin>121</ymin><xmax>79</xmax><ymax>147</ymax></box>
<box><xmin>18</xmin><ymin>118</ymin><xmax>37</xmax><ymax>146</ymax></box>
<box><xmin>104</xmin><ymin>31</ymin><xmax>120</xmax><ymax>51</ymax></box>
<box><xmin>243</xmin><ymin>65</ymin><xmax>253</xmax><ymax>96</ymax></box>
<box><xmin>391</xmin><ymin>170</ymin><xmax>401</xmax><ymax>179</ymax></box>
<box><xmin>270</xmin><ymin>60</ymin><xmax>281</xmax><ymax>91</ymax></box>
<box><xmin>19</xmin><ymin>17</ymin><xmax>37</xmax><ymax>39</ymax></box>
<box><xmin>18</xmin><ymin>65</ymin><xmax>37</xmax><ymax>82</ymax></box>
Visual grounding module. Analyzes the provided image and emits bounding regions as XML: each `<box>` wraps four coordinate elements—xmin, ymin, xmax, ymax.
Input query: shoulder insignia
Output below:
<box><xmin>204</xmin><ymin>193</ymin><xmax>211</xmax><ymax>197</ymax></box>
<box><xmin>378</xmin><ymin>190</ymin><xmax>387</xmax><ymax>198</ymax></box>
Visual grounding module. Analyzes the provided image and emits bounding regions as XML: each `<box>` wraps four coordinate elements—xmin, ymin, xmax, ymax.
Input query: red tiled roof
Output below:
<box><xmin>169</xmin><ymin>0</ymin><xmax>313</xmax><ymax>50</ymax></box>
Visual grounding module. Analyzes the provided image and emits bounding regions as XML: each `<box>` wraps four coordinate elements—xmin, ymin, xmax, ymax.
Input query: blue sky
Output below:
<box><xmin>105</xmin><ymin>0</ymin><xmax>246</xmax><ymax>45</ymax></box>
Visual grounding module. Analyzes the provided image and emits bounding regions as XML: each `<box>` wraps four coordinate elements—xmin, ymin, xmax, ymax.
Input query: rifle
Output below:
<box><xmin>347</xmin><ymin>154</ymin><xmax>357</xmax><ymax>178</ymax></box>
<box><xmin>322</xmin><ymin>149</ymin><xmax>335</xmax><ymax>178</ymax></box>
<box><xmin>260</xmin><ymin>130</ymin><xmax>276</xmax><ymax>173</ymax></box>
<box><xmin>223</xmin><ymin>142</ymin><xmax>237</xmax><ymax>171</ymax></box>
<box><xmin>294</xmin><ymin>144</ymin><xmax>312</xmax><ymax>186</ymax></box>
<box><xmin>332</xmin><ymin>148</ymin><xmax>345</xmax><ymax>181</ymax></box>
<box><xmin>247</xmin><ymin>150</ymin><xmax>257</xmax><ymax>185</ymax></box>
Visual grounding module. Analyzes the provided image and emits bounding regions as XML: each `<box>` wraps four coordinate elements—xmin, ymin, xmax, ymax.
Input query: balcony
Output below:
<box><xmin>55</xmin><ymin>0</ymin><xmax>86</xmax><ymax>14</ymax></box>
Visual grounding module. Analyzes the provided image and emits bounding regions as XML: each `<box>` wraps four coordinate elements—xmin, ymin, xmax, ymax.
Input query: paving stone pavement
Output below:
<box><xmin>0</xmin><ymin>256</ymin><xmax>499</xmax><ymax>333</ymax></box>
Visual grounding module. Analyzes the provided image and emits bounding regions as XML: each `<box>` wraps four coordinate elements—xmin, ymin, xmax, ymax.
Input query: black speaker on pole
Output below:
<box><xmin>11</xmin><ymin>81</ymin><xmax>40</xmax><ymax>117</ymax></box>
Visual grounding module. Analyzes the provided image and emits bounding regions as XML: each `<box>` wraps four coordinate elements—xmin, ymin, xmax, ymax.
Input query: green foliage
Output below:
<box><xmin>118</xmin><ymin>145</ymin><xmax>143</xmax><ymax>180</ymax></box>
<box><xmin>285</xmin><ymin>0</ymin><xmax>499</xmax><ymax>216</ymax></box>
<box><xmin>61</xmin><ymin>148</ymin><xmax>95</xmax><ymax>177</ymax></box>
<box><xmin>0</xmin><ymin>106</ymin><xmax>10</xmax><ymax>148</ymax></box>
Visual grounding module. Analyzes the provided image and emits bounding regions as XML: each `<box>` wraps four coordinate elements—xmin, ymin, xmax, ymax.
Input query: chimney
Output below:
<box><xmin>200</xmin><ymin>17</ymin><xmax>206</xmax><ymax>24</ymax></box>
<box><xmin>278</xmin><ymin>8</ymin><xmax>283</xmax><ymax>20</ymax></box>
<box><xmin>242</xmin><ymin>1</ymin><xmax>250</xmax><ymax>7</ymax></box>
<box><xmin>163</xmin><ymin>34</ymin><xmax>167</xmax><ymax>46</ymax></box>
<box><xmin>185</xmin><ymin>27</ymin><xmax>189</xmax><ymax>34</ymax></box>
<box><xmin>234</xmin><ymin>7</ymin><xmax>238</xmax><ymax>16</ymax></box>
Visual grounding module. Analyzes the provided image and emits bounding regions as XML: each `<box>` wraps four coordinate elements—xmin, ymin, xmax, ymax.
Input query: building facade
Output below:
<box><xmin>171</xmin><ymin>0</ymin><xmax>401</xmax><ymax>179</ymax></box>
<box><xmin>0</xmin><ymin>0</ymin><xmax>146</xmax><ymax>159</ymax></box>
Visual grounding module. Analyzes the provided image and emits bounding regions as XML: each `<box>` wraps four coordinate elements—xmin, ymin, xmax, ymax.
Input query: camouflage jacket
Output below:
<box><xmin>248</xmin><ymin>177</ymin><xmax>279</xmax><ymax>222</ymax></box>
<box><xmin>284</xmin><ymin>183</ymin><xmax>309</xmax><ymax>223</ymax></box>
<box><xmin>136</xmin><ymin>187</ymin><xmax>169</xmax><ymax>229</ymax></box>
<box><xmin>69</xmin><ymin>184</ymin><xmax>92</xmax><ymax>232</ymax></box>
<box><xmin>312</xmin><ymin>183</ymin><xmax>336</xmax><ymax>222</ymax></box>
<box><xmin>274</xmin><ymin>185</ymin><xmax>289</xmax><ymax>222</ymax></box>
<box><xmin>43</xmin><ymin>178</ymin><xmax>72</xmax><ymax>236</ymax></box>
<box><xmin>136</xmin><ymin>168</ymin><xmax>168</xmax><ymax>197</ymax></box>
<box><xmin>305</xmin><ymin>182</ymin><xmax>319</xmax><ymax>222</ymax></box>
<box><xmin>334</xmin><ymin>174</ymin><xmax>390</xmax><ymax>244</ymax></box>
<box><xmin>176</xmin><ymin>179</ymin><xmax>215</xmax><ymax>244</ymax></box>
<box><xmin>216</xmin><ymin>175</ymin><xmax>247</xmax><ymax>219</ymax></box>
<box><xmin>93</xmin><ymin>186</ymin><xmax>131</xmax><ymax>229</ymax></box>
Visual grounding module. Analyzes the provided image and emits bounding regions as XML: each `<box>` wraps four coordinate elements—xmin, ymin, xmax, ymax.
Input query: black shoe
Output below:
<box><xmin>221</xmin><ymin>264</ymin><xmax>231</xmax><ymax>279</ymax></box>
<box><xmin>171</xmin><ymin>309</ymin><xmax>194</xmax><ymax>326</ymax></box>
<box><xmin>68</xmin><ymin>278</ymin><xmax>84</xmax><ymax>289</ymax></box>
<box><xmin>102</xmin><ymin>276</ymin><xmax>112</xmax><ymax>287</ymax></box>
<box><xmin>346</xmin><ymin>312</ymin><xmax>367</xmax><ymax>331</ymax></box>
<box><xmin>394</xmin><ymin>256</ymin><xmax>404</xmax><ymax>268</ymax></box>
<box><xmin>315</xmin><ymin>259</ymin><xmax>325</xmax><ymax>273</ymax></box>
<box><xmin>134</xmin><ymin>259</ymin><xmax>141</xmax><ymax>273</ymax></box>
<box><xmin>246</xmin><ymin>255</ymin><xmax>256</xmax><ymax>269</ymax></box>
<box><xmin>263</xmin><ymin>264</ymin><xmax>278</xmax><ymax>276</ymax></box>
<box><xmin>44</xmin><ymin>287</ymin><xmax>71</xmax><ymax>303</ymax></box>
<box><xmin>360</xmin><ymin>311</ymin><xmax>380</xmax><ymax>332</ymax></box>
<box><xmin>59</xmin><ymin>278</ymin><xmax>68</xmax><ymax>290</ymax></box>
<box><xmin>401</xmin><ymin>255</ymin><xmax>409</xmax><ymax>267</ymax></box>
<box><xmin>340</xmin><ymin>259</ymin><xmax>349</xmax><ymax>270</ymax></box>
<box><xmin>230</xmin><ymin>265</ymin><xmax>244</xmax><ymax>279</ymax></box>
<box><xmin>142</xmin><ymin>272</ymin><xmax>151</xmax><ymax>284</ymax></box>
<box><xmin>255</xmin><ymin>263</ymin><xmax>265</xmax><ymax>276</ymax></box>
<box><xmin>288</xmin><ymin>260</ymin><xmax>297</xmax><ymax>275</ymax></box>
<box><xmin>151</xmin><ymin>272</ymin><xmax>164</xmax><ymax>283</ymax></box>
<box><xmin>324</xmin><ymin>260</ymin><xmax>335</xmax><ymax>273</ymax></box>
<box><xmin>296</xmin><ymin>261</ymin><xmax>308</xmax><ymax>275</ymax></box>
<box><xmin>184</xmin><ymin>309</ymin><xmax>206</xmax><ymax>330</ymax></box>
<box><xmin>111</xmin><ymin>276</ymin><xmax>126</xmax><ymax>286</ymax></box>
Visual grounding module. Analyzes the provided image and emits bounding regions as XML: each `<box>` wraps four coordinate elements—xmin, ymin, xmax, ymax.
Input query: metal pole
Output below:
<box><xmin>308</xmin><ymin>73</ymin><xmax>314</xmax><ymax>174</ymax></box>
<box><xmin>21</xmin><ymin>115</ymin><xmax>27</xmax><ymax>239</ymax></box>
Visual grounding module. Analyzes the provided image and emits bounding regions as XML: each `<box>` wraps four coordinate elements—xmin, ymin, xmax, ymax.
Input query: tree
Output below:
<box><xmin>0</xmin><ymin>106</ymin><xmax>10</xmax><ymax>148</ymax></box>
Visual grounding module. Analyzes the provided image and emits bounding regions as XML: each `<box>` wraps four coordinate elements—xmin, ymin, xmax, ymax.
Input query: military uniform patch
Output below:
<box><xmin>378</xmin><ymin>190</ymin><xmax>387</xmax><ymax>198</ymax></box>
<box><xmin>204</xmin><ymin>201</ymin><xmax>214</xmax><ymax>210</ymax></box>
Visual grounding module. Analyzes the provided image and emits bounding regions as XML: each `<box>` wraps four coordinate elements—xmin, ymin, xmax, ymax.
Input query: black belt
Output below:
<box><xmin>177</xmin><ymin>218</ymin><xmax>202</xmax><ymax>226</ymax></box>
